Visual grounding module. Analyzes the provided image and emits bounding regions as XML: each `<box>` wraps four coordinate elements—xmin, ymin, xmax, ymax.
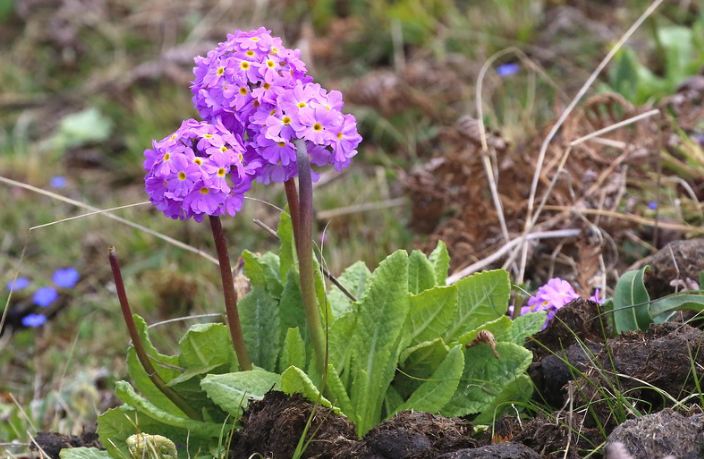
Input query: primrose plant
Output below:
<box><xmin>95</xmin><ymin>28</ymin><xmax>545</xmax><ymax>458</ymax></box>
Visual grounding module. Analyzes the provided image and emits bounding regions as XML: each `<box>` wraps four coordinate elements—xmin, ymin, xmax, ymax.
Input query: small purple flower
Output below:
<box><xmin>52</xmin><ymin>267</ymin><xmax>80</xmax><ymax>289</ymax></box>
<box><xmin>144</xmin><ymin>119</ymin><xmax>254</xmax><ymax>221</ymax></box>
<box><xmin>22</xmin><ymin>313</ymin><xmax>47</xmax><ymax>328</ymax></box>
<box><xmin>50</xmin><ymin>176</ymin><xmax>67</xmax><ymax>188</ymax></box>
<box><xmin>589</xmin><ymin>288</ymin><xmax>604</xmax><ymax>304</ymax></box>
<box><xmin>692</xmin><ymin>133</ymin><xmax>704</xmax><ymax>147</ymax></box>
<box><xmin>33</xmin><ymin>287</ymin><xmax>58</xmax><ymax>307</ymax></box>
<box><xmin>647</xmin><ymin>200</ymin><xmax>657</xmax><ymax>210</ymax></box>
<box><xmin>512</xmin><ymin>278</ymin><xmax>581</xmax><ymax>329</ymax></box>
<box><xmin>496</xmin><ymin>62</ymin><xmax>520</xmax><ymax>78</ymax></box>
<box><xmin>6</xmin><ymin>277</ymin><xmax>30</xmax><ymax>292</ymax></box>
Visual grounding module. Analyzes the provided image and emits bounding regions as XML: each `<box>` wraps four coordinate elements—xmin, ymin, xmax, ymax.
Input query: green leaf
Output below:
<box><xmin>279</xmin><ymin>327</ymin><xmax>306</xmax><ymax>372</ymax></box>
<box><xmin>384</xmin><ymin>385</ymin><xmax>404</xmax><ymax>418</ymax></box>
<box><xmin>328</xmin><ymin>261</ymin><xmax>371</xmax><ymax>318</ymax></box>
<box><xmin>649</xmin><ymin>293</ymin><xmax>704</xmax><ymax>323</ymax></box>
<box><xmin>408</xmin><ymin>250</ymin><xmax>436</xmax><ymax>294</ymax></box>
<box><xmin>444</xmin><ymin>270</ymin><xmax>511</xmax><ymax>342</ymax></box>
<box><xmin>505</xmin><ymin>312</ymin><xmax>547</xmax><ymax>344</ymax></box>
<box><xmin>49</xmin><ymin>108</ymin><xmax>113</xmax><ymax>151</ymax></box>
<box><xmin>200</xmin><ymin>369</ymin><xmax>281</xmax><ymax>417</ymax></box>
<box><xmin>242</xmin><ymin>251</ymin><xmax>282</xmax><ymax>298</ymax></box>
<box><xmin>406</xmin><ymin>286</ymin><xmax>457</xmax><ymax>345</ymax></box>
<box><xmin>350</xmin><ymin>250</ymin><xmax>409</xmax><ymax>435</ymax></box>
<box><xmin>613</xmin><ymin>266</ymin><xmax>651</xmax><ymax>333</ymax></box>
<box><xmin>457</xmin><ymin>316</ymin><xmax>513</xmax><ymax>346</ymax></box>
<box><xmin>326</xmin><ymin>363</ymin><xmax>355</xmax><ymax>419</ymax></box>
<box><xmin>59</xmin><ymin>448</ymin><xmax>111</xmax><ymax>459</ymax></box>
<box><xmin>441</xmin><ymin>342</ymin><xmax>532</xmax><ymax>417</ymax></box>
<box><xmin>126</xmin><ymin>349</ymin><xmax>183</xmax><ymax>418</ymax></box>
<box><xmin>658</xmin><ymin>26</ymin><xmax>694</xmax><ymax>83</ymax></box>
<box><xmin>279</xmin><ymin>366</ymin><xmax>336</xmax><ymax>411</ymax></box>
<box><xmin>239</xmin><ymin>287</ymin><xmax>281</xmax><ymax>371</ymax></box>
<box><xmin>474</xmin><ymin>374</ymin><xmax>533</xmax><ymax>425</ymax></box>
<box><xmin>328</xmin><ymin>312</ymin><xmax>357</xmax><ymax>373</ymax></box>
<box><xmin>428</xmin><ymin>241</ymin><xmax>450</xmax><ymax>285</ymax></box>
<box><xmin>394</xmin><ymin>345</ymin><xmax>464</xmax><ymax>415</ymax></box>
<box><xmin>114</xmin><ymin>381</ymin><xmax>224</xmax><ymax>437</ymax></box>
<box><xmin>278</xmin><ymin>212</ymin><xmax>296</xmax><ymax>280</ymax></box>
<box><xmin>97</xmin><ymin>406</ymin><xmax>213</xmax><ymax>459</ymax></box>
<box><xmin>279</xmin><ymin>271</ymin><xmax>306</xmax><ymax>341</ymax></box>
<box><xmin>133</xmin><ymin>314</ymin><xmax>179</xmax><ymax>366</ymax></box>
<box><xmin>178</xmin><ymin>323</ymin><xmax>235</xmax><ymax>371</ymax></box>
<box><xmin>397</xmin><ymin>338</ymin><xmax>450</xmax><ymax>399</ymax></box>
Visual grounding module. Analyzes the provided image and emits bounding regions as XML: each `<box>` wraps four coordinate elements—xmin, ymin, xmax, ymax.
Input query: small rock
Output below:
<box><xmin>646</xmin><ymin>239</ymin><xmax>704</xmax><ymax>298</ymax></box>
<box><xmin>606</xmin><ymin>409</ymin><xmax>704</xmax><ymax>459</ymax></box>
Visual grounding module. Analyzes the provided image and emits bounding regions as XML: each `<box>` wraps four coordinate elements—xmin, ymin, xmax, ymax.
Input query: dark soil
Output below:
<box><xmin>646</xmin><ymin>239</ymin><xmax>704</xmax><ymax>298</ymax></box>
<box><xmin>32</xmin><ymin>432</ymin><xmax>101</xmax><ymax>459</ymax></box>
<box><xmin>436</xmin><ymin>443</ymin><xmax>541</xmax><ymax>458</ymax></box>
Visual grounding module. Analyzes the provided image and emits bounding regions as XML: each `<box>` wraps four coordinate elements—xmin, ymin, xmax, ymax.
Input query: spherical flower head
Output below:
<box><xmin>191</xmin><ymin>27</ymin><xmax>312</xmax><ymax>134</ymax></box>
<box><xmin>33</xmin><ymin>286</ymin><xmax>58</xmax><ymax>307</ymax></box>
<box><xmin>248</xmin><ymin>80</ymin><xmax>362</xmax><ymax>183</ymax></box>
<box><xmin>52</xmin><ymin>267</ymin><xmax>80</xmax><ymax>289</ymax></box>
<box><xmin>144</xmin><ymin>119</ymin><xmax>256</xmax><ymax>221</ymax></box>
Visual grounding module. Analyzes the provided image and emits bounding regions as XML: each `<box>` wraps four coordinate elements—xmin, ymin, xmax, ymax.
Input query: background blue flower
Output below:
<box><xmin>52</xmin><ymin>267</ymin><xmax>80</xmax><ymax>289</ymax></box>
<box><xmin>33</xmin><ymin>287</ymin><xmax>58</xmax><ymax>307</ymax></box>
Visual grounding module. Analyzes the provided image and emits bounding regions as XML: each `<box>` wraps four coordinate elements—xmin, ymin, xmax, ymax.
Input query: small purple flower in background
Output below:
<box><xmin>496</xmin><ymin>62</ymin><xmax>520</xmax><ymax>78</ymax></box>
<box><xmin>6</xmin><ymin>277</ymin><xmax>30</xmax><ymax>292</ymax></box>
<box><xmin>589</xmin><ymin>288</ymin><xmax>604</xmax><ymax>304</ymax></box>
<box><xmin>21</xmin><ymin>313</ymin><xmax>47</xmax><ymax>328</ymax></box>
<box><xmin>50</xmin><ymin>176</ymin><xmax>67</xmax><ymax>188</ymax></box>
<box><xmin>512</xmin><ymin>278</ymin><xmax>580</xmax><ymax>329</ymax></box>
<box><xmin>33</xmin><ymin>287</ymin><xmax>58</xmax><ymax>307</ymax></box>
<box><xmin>647</xmin><ymin>200</ymin><xmax>657</xmax><ymax>210</ymax></box>
<box><xmin>52</xmin><ymin>267</ymin><xmax>80</xmax><ymax>289</ymax></box>
<box><xmin>692</xmin><ymin>133</ymin><xmax>704</xmax><ymax>148</ymax></box>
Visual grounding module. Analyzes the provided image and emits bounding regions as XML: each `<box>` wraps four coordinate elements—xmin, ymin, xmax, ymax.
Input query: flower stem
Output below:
<box><xmin>294</xmin><ymin>140</ymin><xmax>326</xmax><ymax>376</ymax></box>
<box><xmin>208</xmin><ymin>216</ymin><xmax>253</xmax><ymax>371</ymax></box>
<box><xmin>108</xmin><ymin>247</ymin><xmax>202</xmax><ymax>420</ymax></box>
<box><xmin>284</xmin><ymin>179</ymin><xmax>301</xmax><ymax>247</ymax></box>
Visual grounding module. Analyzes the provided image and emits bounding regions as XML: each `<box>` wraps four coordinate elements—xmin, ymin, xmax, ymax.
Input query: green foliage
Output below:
<box><xmin>607</xmin><ymin>17</ymin><xmax>704</xmax><ymax>103</ymax></box>
<box><xmin>59</xmin><ymin>448</ymin><xmax>111</xmax><ymax>459</ymax></box>
<box><xmin>98</xmin><ymin>235</ymin><xmax>542</xmax><ymax>455</ymax></box>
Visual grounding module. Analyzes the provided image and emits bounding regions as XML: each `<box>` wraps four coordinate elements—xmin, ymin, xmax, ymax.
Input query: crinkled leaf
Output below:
<box><xmin>328</xmin><ymin>261</ymin><xmax>371</xmax><ymax>318</ymax></box>
<box><xmin>350</xmin><ymin>250</ymin><xmax>409</xmax><ymax>435</ymax></box>
<box><xmin>328</xmin><ymin>311</ymin><xmax>357</xmax><ymax>373</ymax></box>
<box><xmin>178</xmin><ymin>323</ymin><xmax>235</xmax><ymax>371</ymax></box>
<box><xmin>279</xmin><ymin>366</ymin><xmax>336</xmax><ymax>412</ymax></box>
<box><xmin>397</xmin><ymin>338</ymin><xmax>450</xmax><ymax>399</ymax></box>
<box><xmin>408</xmin><ymin>250</ymin><xmax>436</xmax><ymax>294</ymax></box>
<box><xmin>394</xmin><ymin>345</ymin><xmax>464</xmax><ymax>415</ymax></box>
<box><xmin>279</xmin><ymin>327</ymin><xmax>306</xmax><ymax>372</ymax></box>
<box><xmin>613</xmin><ymin>266</ymin><xmax>651</xmax><ymax>333</ymax></box>
<box><xmin>441</xmin><ymin>342</ymin><xmax>532</xmax><ymax>417</ymax></box>
<box><xmin>444</xmin><ymin>270</ymin><xmax>510</xmax><ymax>342</ymax></box>
<box><xmin>279</xmin><ymin>271</ymin><xmax>306</xmax><ymax>342</ymax></box>
<box><xmin>429</xmin><ymin>241</ymin><xmax>450</xmax><ymax>285</ymax></box>
<box><xmin>126</xmin><ymin>348</ymin><xmax>183</xmax><ymax>418</ymax></box>
<box><xmin>406</xmin><ymin>286</ymin><xmax>457</xmax><ymax>345</ymax></box>
<box><xmin>278</xmin><ymin>212</ymin><xmax>296</xmax><ymax>280</ymax></box>
<box><xmin>384</xmin><ymin>385</ymin><xmax>404</xmax><ymax>418</ymax></box>
<box><xmin>474</xmin><ymin>374</ymin><xmax>533</xmax><ymax>425</ymax></box>
<box><xmin>326</xmin><ymin>363</ymin><xmax>355</xmax><ymax>419</ymax></box>
<box><xmin>200</xmin><ymin>369</ymin><xmax>281</xmax><ymax>418</ymax></box>
<box><xmin>59</xmin><ymin>447</ymin><xmax>110</xmax><ymax>459</ymax></box>
<box><xmin>505</xmin><ymin>312</ymin><xmax>546</xmax><ymax>344</ymax></box>
<box><xmin>242</xmin><ymin>251</ymin><xmax>282</xmax><ymax>298</ymax></box>
<box><xmin>457</xmin><ymin>316</ymin><xmax>512</xmax><ymax>346</ymax></box>
<box><xmin>239</xmin><ymin>287</ymin><xmax>280</xmax><ymax>371</ymax></box>
<box><xmin>114</xmin><ymin>381</ymin><xmax>223</xmax><ymax>438</ymax></box>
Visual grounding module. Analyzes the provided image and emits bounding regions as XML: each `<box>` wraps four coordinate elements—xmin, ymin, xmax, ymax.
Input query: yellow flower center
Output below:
<box><xmin>282</xmin><ymin>116</ymin><xmax>291</xmax><ymax>125</ymax></box>
<box><xmin>266</xmin><ymin>59</ymin><xmax>275</xmax><ymax>68</ymax></box>
<box><xmin>216</xmin><ymin>66</ymin><xmax>225</xmax><ymax>76</ymax></box>
<box><xmin>178</xmin><ymin>171</ymin><xmax>187</xmax><ymax>181</ymax></box>
<box><xmin>200</xmin><ymin>187</ymin><xmax>210</xmax><ymax>195</ymax></box>
<box><xmin>237</xmin><ymin>152</ymin><xmax>244</xmax><ymax>162</ymax></box>
<box><xmin>203</xmin><ymin>134</ymin><xmax>213</xmax><ymax>139</ymax></box>
<box><xmin>217</xmin><ymin>167</ymin><xmax>226</xmax><ymax>177</ymax></box>
<box><xmin>169</xmin><ymin>134</ymin><xmax>177</xmax><ymax>140</ymax></box>
<box><xmin>239</xmin><ymin>87</ymin><xmax>248</xmax><ymax>95</ymax></box>
<box><xmin>336</xmin><ymin>132</ymin><xmax>343</xmax><ymax>139</ymax></box>
<box><xmin>271</xmin><ymin>47</ymin><xmax>279</xmax><ymax>55</ymax></box>
<box><xmin>240</xmin><ymin>61</ymin><xmax>250</xmax><ymax>70</ymax></box>
<box><xmin>263</xmin><ymin>82</ymin><xmax>271</xmax><ymax>90</ymax></box>
<box><xmin>277</xmin><ymin>141</ymin><xmax>286</xmax><ymax>147</ymax></box>
<box><xmin>313</xmin><ymin>122</ymin><xmax>323</xmax><ymax>131</ymax></box>
<box><xmin>194</xmin><ymin>158</ymin><xmax>203</xmax><ymax>165</ymax></box>
<box><xmin>246</xmin><ymin>50</ymin><xmax>255</xmax><ymax>57</ymax></box>
<box><xmin>163</xmin><ymin>153</ymin><xmax>171</xmax><ymax>161</ymax></box>
<box><xmin>220</xmin><ymin>145</ymin><xmax>228</xmax><ymax>152</ymax></box>
<box><xmin>297</xmin><ymin>102</ymin><xmax>307</xmax><ymax>108</ymax></box>
<box><xmin>250</xmin><ymin>37</ymin><xmax>259</xmax><ymax>42</ymax></box>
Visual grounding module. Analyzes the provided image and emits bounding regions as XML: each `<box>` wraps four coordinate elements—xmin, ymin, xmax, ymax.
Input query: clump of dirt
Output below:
<box><xmin>436</xmin><ymin>443</ymin><xmax>541</xmax><ymax>459</ymax></box>
<box><xmin>32</xmin><ymin>432</ymin><xmax>101</xmax><ymax>459</ymax></box>
<box><xmin>645</xmin><ymin>239</ymin><xmax>704</xmax><ymax>298</ymax></box>
<box><xmin>606</xmin><ymin>408</ymin><xmax>704</xmax><ymax>459</ymax></box>
<box><xmin>229</xmin><ymin>391</ymin><xmax>358</xmax><ymax>458</ymax></box>
<box><xmin>359</xmin><ymin>411</ymin><xmax>476</xmax><ymax>458</ymax></box>
<box><xmin>574</xmin><ymin>323</ymin><xmax>704</xmax><ymax>426</ymax></box>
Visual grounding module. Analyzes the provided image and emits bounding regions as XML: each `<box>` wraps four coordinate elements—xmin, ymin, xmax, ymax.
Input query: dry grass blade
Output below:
<box><xmin>543</xmin><ymin>206</ymin><xmax>704</xmax><ymax>234</ymax></box>
<box><xmin>29</xmin><ymin>201</ymin><xmax>152</xmax><ymax>230</ymax></box>
<box><xmin>316</xmin><ymin>198</ymin><xmax>406</xmax><ymax>221</ymax></box>
<box><xmin>0</xmin><ymin>175</ymin><xmax>219</xmax><ymax>265</ymax></box>
<box><xmin>516</xmin><ymin>0</ymin><xmax>666</xmax><ymax>283</ymax></box>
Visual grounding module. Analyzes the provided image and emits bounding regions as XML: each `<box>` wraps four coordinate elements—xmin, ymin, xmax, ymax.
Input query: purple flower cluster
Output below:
<box><xmin>147</xmin><ymin>27</ymin><xmax>362</xmax><ymax>220</ymax></box>
<box><xmin>511</xmin><ymin>278</ymin><xmax>603</xmax><ymax>329</ymax></box>
<box><xmin>144</xmin><ymin>119</ymin><xmax>257</xmax><ymax>221</ymax></box>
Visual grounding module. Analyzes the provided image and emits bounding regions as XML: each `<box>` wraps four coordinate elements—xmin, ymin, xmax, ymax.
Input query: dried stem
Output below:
<box><xmin>208</xmin><ymin>216</ymin><xmax>252</xmax><ymax>371</ymax></box>
<box><xmin>108</xmin><ymin>247</ymin><xmax>201</xmax><ymax>420</ymax></box>
<box><xmin>294</xmin><ymin>140</ymin><xmax>326</xmax><ymax>376</ymax></box>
